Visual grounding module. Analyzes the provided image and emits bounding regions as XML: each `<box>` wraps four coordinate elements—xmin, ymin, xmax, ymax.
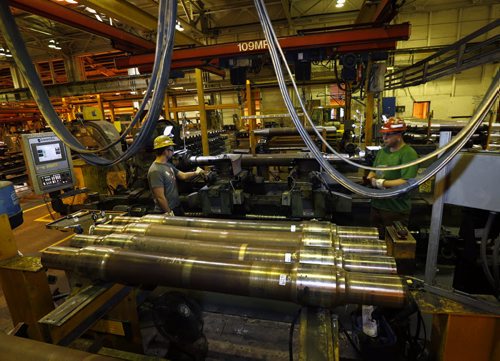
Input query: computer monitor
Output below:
<box><xmin>21</xmin><ymin>132</ymin><xmax>75</xmax><ymax>194</ymax></box>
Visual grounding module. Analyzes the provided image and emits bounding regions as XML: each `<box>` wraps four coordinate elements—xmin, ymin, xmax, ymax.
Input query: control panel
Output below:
<box><xmin>21</xmin><ymin>132</ymin><xmax>75</xmax><ymax>194</ymax></box>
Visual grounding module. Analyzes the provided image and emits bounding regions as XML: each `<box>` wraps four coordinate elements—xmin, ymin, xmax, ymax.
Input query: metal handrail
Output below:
<box><xmin>385</xmin><ymin>20</ymin><xmax>500</xmax><ymax>90</ymax></box>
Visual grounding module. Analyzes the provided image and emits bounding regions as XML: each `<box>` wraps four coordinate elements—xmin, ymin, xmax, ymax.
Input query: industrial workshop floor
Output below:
<box><xmin>0</xmin><ymin>196</ymin><xmax>463</xmax><ymax>360</ymax></box>
<box><xmin>0</xmin><ymin>194</ymin><xmax>71</xmax><ymax>334</ymax></box>
<box><xmin>0</xmin><ymin>197</ymin><xmax>372</xmax><ymax>360</ymax></box>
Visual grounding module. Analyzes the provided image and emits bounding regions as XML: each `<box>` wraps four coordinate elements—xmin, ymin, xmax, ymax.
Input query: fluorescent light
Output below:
<box><xmin>109</xmin><ymin>18</ymin><xmax>113</xmax><ymax>26</ymax></box>
<box><xmin>175</xmin><ymin>21</ymin><xmax>184</xmax><ymax>31</ymax></box>
<box><xmin>65</xmin><ymin>0</ymin><xmax>78</xmax><ymax>3</ymax></box>
<box><xmin>335</xmin><ymin>3</ymin><xmax>344</xmax><ymax>7</ymax></box>
<box><xmin>48</xmin><ymin>40</ymin><xmax>61</xmax><ymax>50</ymax></box>
<box><xmin>85</xmin><ymin>7</ymin><xmax>96</xmax><ymax>14</ymax></box>
<box><xmin>337</xmin><ymin>0</ymin><xmax>346</xmax><ymax>3</ymax></box>
<box><xmin>95</xmin><ymin>14</ymin><xmax>103</xmax><ymax>22</ymax></box>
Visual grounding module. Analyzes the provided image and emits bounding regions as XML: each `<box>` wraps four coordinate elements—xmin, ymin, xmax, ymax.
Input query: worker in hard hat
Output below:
<box><xmin>366</xmin><ymin>118</ymin><xmax>418</xmax><ymax>232</ymax></box>
<box><xmin>148</xmin><ymin>135</ymin><xmax>204</xmax><ymax>215</ymax></box>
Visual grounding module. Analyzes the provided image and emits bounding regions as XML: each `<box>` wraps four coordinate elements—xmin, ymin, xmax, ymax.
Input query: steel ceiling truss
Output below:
<box><xmin>8</xmin><ymin>0</ymin><xmax>156</xmax><ymax>52</ymax></box>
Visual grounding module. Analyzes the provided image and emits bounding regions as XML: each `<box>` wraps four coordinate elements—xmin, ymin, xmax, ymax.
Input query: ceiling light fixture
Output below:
<box><xmin>175</xmin><ymin>21</ymin><xmax>184</xmax><ymax>32</ymax></box>
<box><xmin>0</xmin><ymin>47</ymin><xmax>12</xmax><ymax>57</ymax></box>
<box><xmin>48</xmin><ymin>39</ymin><xmax>62</xmax><ymax>50</ymax></box>
<box><xmin>336</xmin><ymin>0</ymin><xmax>345</xmax><ymax>8</ymax></box>
<box><xmin>95</xmin><ymin>14</ymin><xmax>103</xmax><ymax>22</ymax></box>
<box><xmin>84</xmin><ymin>7</ymin><xmax>96</xmax><ymax>14</ymax></box>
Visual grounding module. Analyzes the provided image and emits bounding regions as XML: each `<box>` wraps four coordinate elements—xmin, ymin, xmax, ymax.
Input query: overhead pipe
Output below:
<box><xmin>111</xmin><ymin>215</ymin><xmax>380</xmax><ymax>240</ymax></box>
<box><xmin>91</xmin><ymin>223</ymin><xmax>387</xmax><ymax>255</ymax></box>
<box><xmin>42</xmin><ymin>246</ymin><xmax>406</xmax><ymax>308</ymax></box>
<box><xmin>186</xmin><ymin>153</ymin><xmax>359</xmax><ymax>167</ymax></box>
<box><xmin>71</xmin><ymin>234</ymin><xmax>397</xmax><ymax>274</ymax></box>
<box><xmin>252</xmin><ymin>127</ymin><xmax>338</xmax><ymax>136</ymax></box>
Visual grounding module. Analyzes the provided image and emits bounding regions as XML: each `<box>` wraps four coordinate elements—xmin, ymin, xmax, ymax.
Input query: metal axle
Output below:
<box><xmin>93</xmin><ymin>222</ymin><xmax>386</xmax><ymax>255</ymax></box>
<box><xmin>71</xmin><ymin>233</ymin><xmax>397</xmax><ymax>274</ymax></box>
<box><xmin>42</xmin><ymin>246</ymin><xmax>406</xmax><ymax>308</ymax></box>
<box><xmin>111</xmin><ymin>215</ymin><xmax>380</xmax><ymax>240</ymax></box>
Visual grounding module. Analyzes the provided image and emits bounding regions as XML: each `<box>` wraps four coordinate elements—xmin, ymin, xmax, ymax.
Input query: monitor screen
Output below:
<box><xmin>35</xmin><ymin>142</ymin><xmax>63</xmax><ymax>163</ymax></box>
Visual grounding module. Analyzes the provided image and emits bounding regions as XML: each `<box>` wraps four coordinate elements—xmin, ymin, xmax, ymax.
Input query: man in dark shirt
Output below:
<box><xmin>147</xmin><ymin>135</ymin><xmax>203</xmax><ymax>215</ymax></box>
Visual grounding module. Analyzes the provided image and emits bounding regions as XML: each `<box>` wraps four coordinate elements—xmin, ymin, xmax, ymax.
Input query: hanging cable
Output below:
<box><xmin>0</xmin><ymin>0</ymin><xmax>176</xmax><ymax>166</ymax></box>
<box><xmin>254</xmin><ymin>0</ymin><xmax>499</xmax><ymax>173</ymax></box>
<box><xmin>254</xmin><ymin>0</ymin><xmax>499</xmax><ymax>198</ymax></box>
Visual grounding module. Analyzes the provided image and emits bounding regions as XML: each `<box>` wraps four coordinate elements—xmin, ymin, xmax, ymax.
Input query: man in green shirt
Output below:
<box><xmin>367</xmin><ymin>118</ymin><xmax>418</xmax><ymax>233</ymax></box>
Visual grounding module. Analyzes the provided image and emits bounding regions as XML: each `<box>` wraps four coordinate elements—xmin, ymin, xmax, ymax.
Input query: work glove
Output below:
<box><xmin>195</xmin><ymin>167</ymin><xmax>205</xmax><ymax>177</ymax></box>
<box><xmin>164</xmin><ymin>210</ymin><xmax>175</xmax><ymax>216</ymax></box>
<box><xmin>371</xmin><ymin>178</ymin><xmax>386</xmax><ymax>189</ymax></box>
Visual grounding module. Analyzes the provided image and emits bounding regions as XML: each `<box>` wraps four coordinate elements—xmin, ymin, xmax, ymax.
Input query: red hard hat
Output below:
<box><xmin>380</xmin><ymin>118</ymin><xmax>407</xmax><ymax>133</ymax></box>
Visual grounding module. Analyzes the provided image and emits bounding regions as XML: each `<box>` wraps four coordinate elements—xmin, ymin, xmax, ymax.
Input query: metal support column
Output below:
<box><xmin>246</xmin><ymin>79</ymin><xmax>256</xmax><ymax>154</ymax></box>
<box><xmin>164</xmin><ymin>93</ymin><xmax>171</xmax><ymax>121</ymax></box>
<box><xmin>424</xmin><ymin>131</ymin><xmax>452</xmax><ymax>284</ymax></box>
<box><xmin>108</xmin><ymin>104</ymin><xmax>116</xmax><ymax>123</ymax></box>
<box><xmin>365</xmin><ymin>92</ymin><xmax>374</xmax><ymax>146</ymax></box>
<box><xmin>96</xmin><ymin>94</ymin><xmax>105</xmax><ymax>121</ymax></box>
<box><xmin>48</xmin><ymin>60</ymin><xmax>56</xmax><ymax>85</ymax></box>
<box><xmin>171</xmin><ymin>96</ymin><xmax>179</xmax><ymax>124</ymax></box>
<box><xmin>344</xmin><ymin>85</ymin><xmax>352</xmax><ymax>123</ymax></box>
<box><xmin>195</xmin><ymin>68</ymin><xmax>210</xmax><ymax>156</ymax></box>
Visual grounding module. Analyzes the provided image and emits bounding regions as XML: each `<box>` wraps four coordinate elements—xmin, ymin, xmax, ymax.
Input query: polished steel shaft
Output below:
<box><xmin>42</xmin><ymin>246</ymin><xmax>406</xmax><ymax>308</ymax></box>
<box><xmin>92</xmin><ymin>223</ymin><xmax>387</xmax><ymax>255</ymax></box>
<box><xmin>71</xmin><ymin>234</ymin><xmax>397</xmax><ymax>274</ymax></box>
<box><xmin>111</xmin><ymin>215</ymin><xmax>380</xmax><ymax>240</ymax></box>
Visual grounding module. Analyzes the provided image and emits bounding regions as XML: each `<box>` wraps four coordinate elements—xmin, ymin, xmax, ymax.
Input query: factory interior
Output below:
<box><xmin>0</xmin><ymin>0</ymin><xmax>499</xmax><ymax>360</ymax></box>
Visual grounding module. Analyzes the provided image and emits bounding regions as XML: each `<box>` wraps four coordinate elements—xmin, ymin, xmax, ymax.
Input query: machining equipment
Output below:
<box><xmin>174</xmin><ymin>152</ymin><xmax>357</xmax><ymax>218</ymax></box>
<box><xmin>20</xmin><ymin>132</ymin><xmax>75</xmax><ymax>194</ymax></box>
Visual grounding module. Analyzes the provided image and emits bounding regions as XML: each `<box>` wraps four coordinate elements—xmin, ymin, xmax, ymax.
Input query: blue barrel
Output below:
<box><xmin>0</xmin><ymin>181</ymin><xmax>23</xmax><ymax>229</ymax></box>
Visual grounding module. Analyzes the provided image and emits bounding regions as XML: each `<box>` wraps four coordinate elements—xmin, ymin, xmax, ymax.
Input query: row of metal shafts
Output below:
<box><xmin>42</xmin><ymin>215</ymin><xmax>407</xmax><ymax>309</ymax></box>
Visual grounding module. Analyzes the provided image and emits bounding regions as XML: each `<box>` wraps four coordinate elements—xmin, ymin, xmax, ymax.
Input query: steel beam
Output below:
<box><xmin>38</xmin><ymin>283</ymin><xmax>132</xmax><ymax>346</ymax></box>
<box><xmin>356</xmin><ymin>0</ymin><xmax>396</xmax><ymax>25</ymax></box>
<box><xmin>115</xmin><ymin>23</ymin><xmax>411</xmax><ymax>68</ymax></box>
<box><xmin>78</xmin><ymin>0</ymin><xmax>203</xmax><ymax>45</ymax></box>
<box><xmin>195</xmin><ymin>68</ymin><xmax>210</xmax><ymax>156</ymax></box>
<box><xmin>8</xmin><ymin>0</ymin><xmax>155</xmax><ymax>52</ymax></box>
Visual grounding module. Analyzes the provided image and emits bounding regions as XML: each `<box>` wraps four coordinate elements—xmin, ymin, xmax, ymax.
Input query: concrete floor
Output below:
<box><xmin>0</xmin><ymin>194</ymin><xmax>72</xmax><ymax>334</ymax></box>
